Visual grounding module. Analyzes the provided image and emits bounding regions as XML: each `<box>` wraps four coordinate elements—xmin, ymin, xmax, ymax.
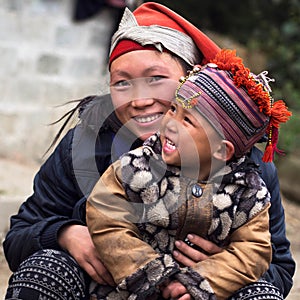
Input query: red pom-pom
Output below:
<box><xmin>270</xmin><ymin>100</ymin><xmax>292</xmax><ymax>128</ymax></box>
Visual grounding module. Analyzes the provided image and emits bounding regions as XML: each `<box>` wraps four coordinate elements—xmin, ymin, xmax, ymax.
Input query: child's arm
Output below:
<box><xmin>87</xmin><ymin>160</ymin><xmax>181</xmax><ymax>296</ymax></box>
<box><xmin>87</xmin><ymin>160</ymin><xmax>217</xmax><ymax>300</ymax></box>
<box><xmin>190</xmin><ymin>204</ymin><xmax>271</xmax><ymax>300</ymax></box>
<box><xmin>87</xmin><ymin>161</ymin><xmax>161</xmax><ymax>282</ymax></box>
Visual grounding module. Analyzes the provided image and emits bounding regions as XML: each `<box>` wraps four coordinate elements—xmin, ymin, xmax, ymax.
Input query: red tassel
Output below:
<box><xmin>262</xmin><ymin>143</ymin><xmax>274</xmax><ymax>163</ymax></box>
<box><xmin>262</xmin><ymin>126</ymin><xmax>286</xmax><ymax>163</ymax></box>
<box><xmin>272</xmin><ymin>127</ymin><xmax>286</xmax><ymax>156</ymax></box>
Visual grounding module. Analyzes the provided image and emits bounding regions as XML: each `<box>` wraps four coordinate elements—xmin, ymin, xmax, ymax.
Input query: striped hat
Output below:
<box><xmin>175</xmin><ymin>49</ymin><xmax>292</xmax><ymax>162</ymax></box>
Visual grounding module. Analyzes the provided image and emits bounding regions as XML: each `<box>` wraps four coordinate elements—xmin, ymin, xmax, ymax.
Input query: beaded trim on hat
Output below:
<box><xmin>176</xmin><ymin>66</ymin><xmax>202</xmax><ymax>109</ymax></box>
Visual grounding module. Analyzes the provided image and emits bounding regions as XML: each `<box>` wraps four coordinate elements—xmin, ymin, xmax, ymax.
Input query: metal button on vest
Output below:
<box><xmin>191</xmin><ymin>183</ymin><xmax>203</xmax><ymax>197</ymax></box>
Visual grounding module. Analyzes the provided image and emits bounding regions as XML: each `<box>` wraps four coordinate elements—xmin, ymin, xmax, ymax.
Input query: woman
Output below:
<box><xmin>3</xmin><ymin>2</ymin><xmax>294</xmax><ymax>300</ymax></box>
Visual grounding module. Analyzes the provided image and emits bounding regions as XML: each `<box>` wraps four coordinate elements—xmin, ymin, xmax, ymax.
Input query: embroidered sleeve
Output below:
<box><xmin>193</xmin><ymin>205</ymin><xmax>271</xmax><ymax>299</ymax></box>
<box><xmin>117</xmin><ymin>254</ymin><xmax>180</xmax><ymax>299</ymax></box>
<box><xmin>116</xmin><ymin>255</ymin><xmax>217</xmax><ymax>300</ymax></box>
<box><xmin>175</xmin><ymin>268</ymin><xmax>216</xmax><ymax>300</ymax></box>
<box><xmin>208</xmin><ymin>168</ymin><xmax>270</xmax><ymax>247</ymax></box>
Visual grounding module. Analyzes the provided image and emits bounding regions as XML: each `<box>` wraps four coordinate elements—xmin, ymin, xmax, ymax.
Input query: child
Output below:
<box><xmin>87</xmin><ymin>49</ymin><xmax>292</xmax><ymax>300</ymax></box>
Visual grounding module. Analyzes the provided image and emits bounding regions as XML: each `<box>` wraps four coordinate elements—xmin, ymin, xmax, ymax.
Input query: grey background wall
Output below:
<box><xmin>0</xmin><ymin>0</ymin><xmax>115</xmax><ymax>163</ymax></box>
<box><xmin>0</xmin><ymin>0</ymin><xmax>119</xmax><ymax>292</ymax></box>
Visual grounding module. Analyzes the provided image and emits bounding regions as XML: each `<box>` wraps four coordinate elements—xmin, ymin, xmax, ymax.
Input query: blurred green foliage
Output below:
<box><xmin>151</xmin><ymin>0</ymin><xmax>300</xmax><ymax>154</ymax></box>
<box><xmin>278</xmin><ymin>111</ymin><xmax>300</xmax><ymax>154</ymax></box>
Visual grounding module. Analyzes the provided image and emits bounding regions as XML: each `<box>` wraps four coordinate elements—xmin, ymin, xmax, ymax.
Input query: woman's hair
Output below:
<box><xmin>43</xmin><ymin>95</ymin><xmax>97</xmax><ymax>156</ymax></box>
<box><xmin>173</xmin><ymin>53</ymin><xmax>198</xmax><ymax>73</ymax></box>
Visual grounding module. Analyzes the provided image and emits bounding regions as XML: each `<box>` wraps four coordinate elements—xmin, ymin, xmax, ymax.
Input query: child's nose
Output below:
<box><xmin>165</xmin><ymin>119</ymin><xmax>178</xmax><ymax>133</ymax></box>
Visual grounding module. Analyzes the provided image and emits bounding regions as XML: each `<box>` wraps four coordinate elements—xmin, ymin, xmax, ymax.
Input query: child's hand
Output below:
<box><xmin>173</xmin><ymin>234</ymin><xmax>222</xmax><ymax>267</ymax></box>
<box><xmin>160</xmin><ymin>280</ymin><xmax>191</xmax><ymax>300</ymax></box>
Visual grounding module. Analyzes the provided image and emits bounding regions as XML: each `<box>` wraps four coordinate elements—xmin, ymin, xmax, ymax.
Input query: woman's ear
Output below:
<box><xmin>213</xmin><ymin>140</ymin><xmax>235</xmax><ymax>162</ymax></box>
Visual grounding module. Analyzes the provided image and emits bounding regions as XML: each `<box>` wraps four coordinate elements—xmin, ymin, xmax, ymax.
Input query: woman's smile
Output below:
<box><xmin>133</xmin><ymin>113</ymin><xmax>163</xmax><ymax>124</ymax></box>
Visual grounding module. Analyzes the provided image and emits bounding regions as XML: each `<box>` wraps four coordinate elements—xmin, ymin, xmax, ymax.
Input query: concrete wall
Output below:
<box><xmin>0</xmin><ymin>0</ymin><xmax>116</xmax><ymax>163</ymax></box>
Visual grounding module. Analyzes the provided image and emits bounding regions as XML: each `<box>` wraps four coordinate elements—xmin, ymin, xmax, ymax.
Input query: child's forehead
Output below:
<box><xmin>173</xmin><ymin>100</ymin><xmax>211</xmax><ymax>123</ymax></box>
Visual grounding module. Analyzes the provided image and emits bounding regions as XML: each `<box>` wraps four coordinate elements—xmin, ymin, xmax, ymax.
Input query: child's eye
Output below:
<box><xmin>184</xmin><ymin>116</ymin><xmax>193</xmax><ymax>125</ymax></box>
<box><xmin>169</xmin><ymin>104</ymin><xmax>176</xmax><ymax>113</ymax></box>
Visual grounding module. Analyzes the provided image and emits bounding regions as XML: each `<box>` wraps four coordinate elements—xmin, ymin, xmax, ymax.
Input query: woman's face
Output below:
<box><xmin>110</xmin><ymin>50</ymin><xmax>185</xmax><ymax>141</ymax></box>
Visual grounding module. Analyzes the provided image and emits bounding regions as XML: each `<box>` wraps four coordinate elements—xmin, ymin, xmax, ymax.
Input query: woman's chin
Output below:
<box><xmin>133</xmin><ymin>126</ymin><xmax>160</xmax><ymax>141</ymax></box>
<box><xmin>138</xmin><ymin>132</ymin><xmax>155</xmax><ymax>141</ymax></box>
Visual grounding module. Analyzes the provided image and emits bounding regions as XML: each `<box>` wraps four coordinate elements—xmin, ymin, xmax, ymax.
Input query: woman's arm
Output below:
<box><xmin>3</xmin><ymin>129</ymin><xmax>84</xmax><ymax>271</ymax></box>
<box><xmin>250</xmin><ymin>147</ymin><xmax>295</xmax><ymax>297</ymax></box>
<box><xmin>4</xmin><ymin>125</ymin><xmax>115</xmax><ymax>284</ymax></box>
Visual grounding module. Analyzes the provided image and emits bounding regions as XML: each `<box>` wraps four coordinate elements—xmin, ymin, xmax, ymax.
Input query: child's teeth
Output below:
<box><xmin>167</xmin><ymin>138</ymin><xmax>176</xmax><ymax>149</ymax></box>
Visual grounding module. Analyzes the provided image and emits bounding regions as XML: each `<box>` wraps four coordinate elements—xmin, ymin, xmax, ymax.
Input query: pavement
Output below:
<box><xmin>0</xmin><ymin>157</ymin><xmax>299</xmax><ymax>299</ymax></box>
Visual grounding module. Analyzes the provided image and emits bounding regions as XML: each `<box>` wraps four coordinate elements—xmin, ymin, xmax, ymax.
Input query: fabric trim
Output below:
<box><xmin>110</xmin><ymin>7</ymin><xmax>201</xmax><ymax>66</ymax></box>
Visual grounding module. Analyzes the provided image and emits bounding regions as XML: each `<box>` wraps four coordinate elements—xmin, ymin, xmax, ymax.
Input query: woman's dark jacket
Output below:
<box><xmin>3</xmin><ymin>95</ymin><xmax>295</xmax><ymax>297</ymax></box>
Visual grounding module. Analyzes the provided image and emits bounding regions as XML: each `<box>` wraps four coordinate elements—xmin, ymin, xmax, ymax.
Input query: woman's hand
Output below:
<box><xmin>58</xmin><ymin>224</ymin><xmax>115</xmax><ymax>285</ymax></box>
<box><xmin>173</xmin><ymin>234</ymin><xmax>222</xmax><ymax>266</ymax></box>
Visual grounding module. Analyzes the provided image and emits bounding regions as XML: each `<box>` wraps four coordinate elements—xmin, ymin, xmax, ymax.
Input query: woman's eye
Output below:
<box><xmin>148</xmin><ymin>76</ymin><xmax>165</xmax><ymax>83</ymax></box>
<box><xmin>112</xmin><ymin>80</ymin><xmax>131</xmax><ymax>88</ymax></box>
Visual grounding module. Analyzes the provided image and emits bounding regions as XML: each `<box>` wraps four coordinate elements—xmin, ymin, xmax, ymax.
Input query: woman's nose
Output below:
<box><xmin>131</xmin><ymin>97</ymin><xmax>155</xmax><ymax>108</ymax></box>
<box><xmin>130</xmin><ymin>79</ymin><xmax>156</xmax><ymax>108</ymax></box>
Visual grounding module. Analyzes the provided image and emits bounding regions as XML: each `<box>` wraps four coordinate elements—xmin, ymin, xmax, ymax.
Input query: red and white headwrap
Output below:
<box><xmin>109</xmin><ymin>2</ymin><xmax>220</xmax><ymax>66</ymax></box>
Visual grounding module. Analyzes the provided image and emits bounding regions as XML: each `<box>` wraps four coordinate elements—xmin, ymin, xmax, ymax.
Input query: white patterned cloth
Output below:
<box><xmin>5</xmin><ymin>249</ymin><xmax>88</xmax><ymax>300</ymax></box>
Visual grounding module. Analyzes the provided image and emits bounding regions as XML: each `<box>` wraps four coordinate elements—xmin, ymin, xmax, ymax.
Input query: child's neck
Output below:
<box><xmin>181</xmin><ymin>160</ymin><xmax>224</xmax><ymax>182</ymax></box>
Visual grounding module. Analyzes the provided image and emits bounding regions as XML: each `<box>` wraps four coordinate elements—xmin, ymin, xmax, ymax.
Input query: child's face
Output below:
<box><xmin>160</xmin><ymin>102</ymin><xmax>222</xmax><ymax>176</ymax></box>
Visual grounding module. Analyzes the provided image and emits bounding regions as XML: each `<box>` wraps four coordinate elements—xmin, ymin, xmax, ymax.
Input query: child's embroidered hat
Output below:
<box><xmin>176</xmin><ymin>49</ymin><xmax>292</xmax><ymax>162</ymax></box>
<box><xmin>109</xmin><ymin>2</ymin><xmax>220</xmax><ymax>66</ymax></box>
